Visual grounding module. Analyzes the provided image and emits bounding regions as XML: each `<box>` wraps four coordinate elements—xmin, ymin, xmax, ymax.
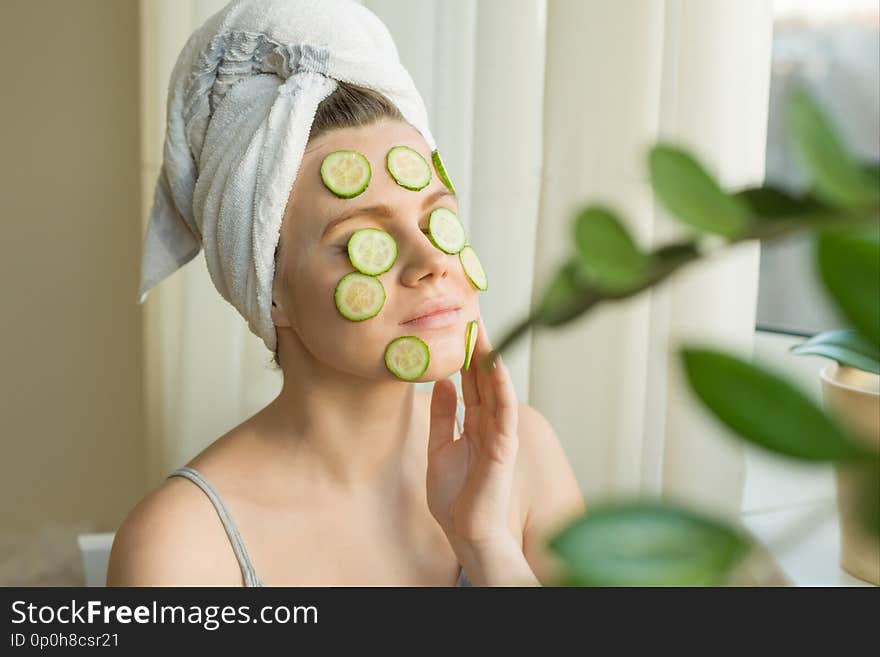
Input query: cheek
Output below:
<box><xmin>291</xmin><ymin>262</ymin><xmax>392</xmax><ymax>366</ymax></box>
<box><xmin>292</xmin><ymin>255</ymin><xmax>482</xmax><ymax>379</ymax></box>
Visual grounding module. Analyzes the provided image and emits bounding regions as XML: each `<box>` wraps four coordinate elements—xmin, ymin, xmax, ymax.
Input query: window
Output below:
<box><xmin>756</xmin><ymin>0</ymin><xmax>879</xmax><ymax>336</ymax></box>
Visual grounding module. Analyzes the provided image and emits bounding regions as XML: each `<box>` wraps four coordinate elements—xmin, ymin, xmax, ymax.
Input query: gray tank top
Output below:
<box><xmin>167</xmin><ymin>392</ymin><xmax>472</xmax><ymax>587</ymax></box>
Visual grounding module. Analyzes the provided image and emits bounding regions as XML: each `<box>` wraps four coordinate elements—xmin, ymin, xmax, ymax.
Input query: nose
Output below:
<box><xmin>398</xmin><ymin>225</ymin><xmax>451</xmax><ymax>287</ymax></box>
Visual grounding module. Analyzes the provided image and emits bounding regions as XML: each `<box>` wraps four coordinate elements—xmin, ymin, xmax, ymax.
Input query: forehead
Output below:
<box><xmin>305</xmin><ymin>118</ymin><xmax>427</xmax><ymax>165</ymax></box>
<box><xmin>285</xmin><ymin>121</ymin><xmax>443</xmax><ymax>232</ymax></box>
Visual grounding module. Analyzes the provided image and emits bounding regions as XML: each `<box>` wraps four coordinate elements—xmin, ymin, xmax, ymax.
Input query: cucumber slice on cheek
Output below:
<box><xmin>347</xmin><ymin>228</ymin><xmax>398</xmax><ymax>275</ymax></box>
<box><xmin>334</xmin><ymin>271</ymin><xmax>386</xmax><ymax>321</ymax></box>
<box><xmin>386</xmin><ymin>145</ymin><xmax>431</xmax><ymax>191</ymax></box>
<box><xmin>463</xmin><ymin>320</ymin><xmax>478</xmax><ymax>370</ymax></box>
<box><xmin>459</xmin><ymin>245</ymin><xmax>488</xmax><ymax>291</ymax></box>
<box><xmin>428</xmin><ymin>207</ymin><xmax>466</xmax><ymax>254</ymax></box>
<box><xmin>321</xmin><ymin>150</ymin><xmax>371</xmax><ymax>199</ymax></box>
<box><xmin>385</xmin><ymin>335</ymin><xmax>430</xmax><ymax>381</ymax></box>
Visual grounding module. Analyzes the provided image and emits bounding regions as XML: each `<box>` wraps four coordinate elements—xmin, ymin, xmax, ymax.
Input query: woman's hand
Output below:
<box><xmin>425</xmin><ymin>313</ymin><xmax>522</xmax><ymax>558</ymax></box>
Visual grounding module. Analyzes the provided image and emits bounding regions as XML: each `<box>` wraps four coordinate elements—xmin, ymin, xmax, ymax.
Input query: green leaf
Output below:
<box><xmin>681</xmin><ymin>347</ymin><xmax>868</xmax><ymax>461</ymax></box>
<box><xmin>535</xmin><ymin>260</ymin><xmax>592</xmax><ymax>326</ymax></box>
<box><xmin>573</xmin><ymin>206</ymin><xmax>651</xmax><ymax>292</ymax></box>
<box><xmin>791</xmin><ymin>329</ymin><xmax>880</xmax><ymax>374</ymax></box>
<box><xmin>648</xmin><ymin>144</ymin><xmax>750</xmax><ymax>238</ymax></box>
<box><xmin>816</xmin><ymin>225</ymin><xmax>880</xmax><ymax>345</ymax></box>
<box><xmin>547</xmin><ymin>501</ymin><xmax>751</xmax><ymax>586</ymax></box>
<box><xmin>787</xmin><ymin>89</ymin><xmax>879</xmax><ymax>209</ymax></box>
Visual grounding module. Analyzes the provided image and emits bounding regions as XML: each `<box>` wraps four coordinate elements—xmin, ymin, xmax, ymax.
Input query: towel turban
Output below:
<box><xmin>137</xmin><ymin>0</ymin><xmax>437</xmax><ymax>355</ymax></box>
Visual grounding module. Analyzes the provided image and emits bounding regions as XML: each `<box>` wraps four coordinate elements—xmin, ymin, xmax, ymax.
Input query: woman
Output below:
<box><xmin>108</xmin><ymin>1</ymin><xmax>583</xmax><ymax>587</ymax></box>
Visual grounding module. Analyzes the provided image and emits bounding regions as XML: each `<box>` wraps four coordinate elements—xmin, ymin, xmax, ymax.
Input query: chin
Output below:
<box><xmin>424</xmin><ymin>353</ymin><xmax>467</xmax><ymax>380</ymax></box>
<box><xmin>380</xmin><ymin>322</ymin><xmax>470</xmax><ymax>381</ymax></box>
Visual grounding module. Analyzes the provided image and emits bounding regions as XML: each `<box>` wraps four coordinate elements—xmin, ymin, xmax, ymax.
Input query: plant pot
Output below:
<box><xmin>819</xmin><ymin>362</ymin><xmax>880</xmax><ymax>585</ymax></box>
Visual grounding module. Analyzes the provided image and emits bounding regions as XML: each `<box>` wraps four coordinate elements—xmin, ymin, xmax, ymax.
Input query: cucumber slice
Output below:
<box><xmin>463</xmin><ymin>320</ymin><xmax>478</xmax><ymax>370</ymax></box>
<box><xmin>459</xmin><ymin>245</ymin><xmax>488</xmax><ymax>291</ymax></box>
<box><xmin>386</xmin><ymin>145</ymin><xmax>431</xmax><ymax>191</ymax></box>
<box><xmin>428</xmin><ymin>208</ymin><xmax>466</xmax><ymax>254</ymax></box>
<box><xmin>347</xmin><ymin>228</ymin><xmax>398</xmax><ymax>275</ymax></box>
<box><xmin>384</xmin><ymin>335</ymin><xmax>430</xmax><ymax>381</ymax></box>
<box><xmin>321</xmin><ymin>150</ymin><xmax>371</xmax><ymax>199</ymax></box>
<box><xmin>431</xmin><ymin>149</ymin><xmax>456</xmax><ymax>195</ymax></box>
<box><xmin>334</xmin><ymin>271</ymin><xmax>385</xmax><ymax>321</ymax></box>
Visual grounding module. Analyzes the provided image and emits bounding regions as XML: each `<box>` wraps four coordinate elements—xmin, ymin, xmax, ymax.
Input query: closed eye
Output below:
<box><xmin>336</xmin><ymin>226</ymin><xmax>436</xmax><ymax>251</ymax></box>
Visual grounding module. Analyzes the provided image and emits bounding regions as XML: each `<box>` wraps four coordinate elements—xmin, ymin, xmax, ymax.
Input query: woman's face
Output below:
<box><xmin>271</xmin><ymin>118</ymin><xmax>480</xmax><ymax>382</ymax></box>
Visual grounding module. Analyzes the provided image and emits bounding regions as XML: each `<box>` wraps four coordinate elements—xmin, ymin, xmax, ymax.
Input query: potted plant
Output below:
<box><xmin>792</xmin><ymin>329</ymin><xmax>880</xmax><ymax>584</ymax></box>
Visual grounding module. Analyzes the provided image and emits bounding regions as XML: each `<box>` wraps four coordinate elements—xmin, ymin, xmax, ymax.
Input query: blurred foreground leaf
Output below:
<box><xmin>788</xmin><ymin>89</ymin><xmax>879</xmax><ymax>209</ymax></box>
<box><xmin>816</xmin><ymin>225</ymin><xmax>880</xmax><ymax>346</ymax></box>
<box><xmin>548</xmin><ymin>501</ymin><xmax>750</xmax><ymax>586</ymax></box>
<box><xmin>574</xmin><ymin>206</ymin><xmax>652</xmax><ymax>292</ymax></box>
<box><xmin>649</xmin><ymin>144</ymin><xmax>750</xmax><ymax>238</ymax></box>
<box><xmin>681</xmin><ymin>347</ymin><xmax>869</xmax><ymax>461</ymax></box>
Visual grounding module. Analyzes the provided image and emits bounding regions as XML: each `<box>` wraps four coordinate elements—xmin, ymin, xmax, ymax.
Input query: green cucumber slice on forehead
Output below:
<box><xmin>386</xmin><ymin>145</ymin><xmax>431</xmax><ymax>191</ymax></box>
<box><xmin>384</xmin><ymin>335</ymin><xmax>430</xmax><ymax>381</ymax></box>
<box><xmin>431</xmin><ymin>150</ymin><xmax>456</xmax><ymax>195</ymax></box>
<box><xmin>347</xmin><ymin>228</ymin><xmax>397</xmax><ymax>275</ymax></box>
<box><xmin>459</xmin><ymin>245</ymin><xmax>488</xmax><ymax>291</ymax></box>
<box><xmin>428</xmin><ymin>208</ymin><xmax>467</xmax><ymax>254</ymax></box>
<box><xmin>463</xmin><ymin>320</ymin><xmax>478</xmax><ymax>370</ymax></box>
<box><xmin>334</xmin><ymin>271</ymin><xmax>385</xmax><ymax>321</ymax></box>
<box><xmin>321</xmin><ymin>150</ymin><xmax>371</xmax><ymax>199</ymax></box>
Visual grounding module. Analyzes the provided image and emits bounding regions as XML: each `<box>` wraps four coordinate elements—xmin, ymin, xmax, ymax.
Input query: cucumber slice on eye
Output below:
<box><xmin>321</xmin><ymin>150</ymin><xmax>371</xmax><ymax>199</ymax></box>
<box><xmin>463</xmin><ymin>320</ymin><xmax>478</xmax><ymax>370</ymax></box>
<box><xmin>431</xmin><ymin>149</ymin><xmax>456</xmax><ymax>195</ymax></box>
<box><xmin>459</xmin><ymin>245</ymin><xmax>488</xmax><ymax>291</ymax></box>
<box><xmin>334</xmin><ymin>271</ymin><xmax>386</xmax><ymax>321</ymax></box>
<box><xmin>428</xmin><ymin>207</ymin><xmax>466</xmax><ymax>254</ymax></box>
<box><xmin>347</xmin><ymin>228</ymin><xmax>398</xmax><ymax>275</ymax></box>
<box><xmin>386</xmin><ymin>145</ymin><xmax>431</xmax><ymax>191</ymax></box>
<box><xmin>384</xmin><ymin>335</ymin><xmax>430</xmax><ymax>381</ymax></box>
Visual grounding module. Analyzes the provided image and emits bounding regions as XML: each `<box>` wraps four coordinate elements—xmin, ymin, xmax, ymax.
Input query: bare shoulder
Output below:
<box><xmin>514</xmin><ymin>402</ymin><xmax>584</xmax><ymax>519</ymax></box>
<box><xmin>514</xmin><ymin>401</ymin><xmax>586</xmax><ymax>583</ymax></box>
<box><xmin>105</xmin><ymin>475</ymin><xmax>242</xmax><ymax>586</ymax></box>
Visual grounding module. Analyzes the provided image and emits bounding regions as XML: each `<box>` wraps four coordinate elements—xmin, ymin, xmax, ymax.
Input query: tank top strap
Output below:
<box><xmin>167</xmin><ymin>466</ymin><xmax>263</xmax><ymax>587</ymax></box>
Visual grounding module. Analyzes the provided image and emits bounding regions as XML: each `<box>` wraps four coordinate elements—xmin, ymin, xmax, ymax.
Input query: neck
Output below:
<box><xmin>261</xmin><ymin>347</ymin><xmax>422</xmax><ymax>491</ymax></box>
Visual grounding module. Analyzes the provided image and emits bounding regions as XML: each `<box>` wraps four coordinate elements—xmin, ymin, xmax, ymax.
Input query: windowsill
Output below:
<box><xmin>743</xmin><ymin>330</ymin><xmax>876</xmax><ymax>586</ymax></box>
<box><xmin>741</xmin><ymin>496</ymin><xmax>872</xmax><ymax>586</ymax></box>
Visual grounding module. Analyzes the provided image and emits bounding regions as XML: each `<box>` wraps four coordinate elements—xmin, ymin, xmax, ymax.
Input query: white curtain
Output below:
<box><xmin>139</xmin><ymin>0</ymin><xmax>773</xmax><ymax>518</ymax></box>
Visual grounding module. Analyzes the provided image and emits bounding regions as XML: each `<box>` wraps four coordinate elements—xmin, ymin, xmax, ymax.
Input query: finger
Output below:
<box><xmin>490</xmin><ymin>350</ymin><xmax>519</xmax><ymax>438</ymax></box>
<box><xmin>427</xmin><ymin>378</ymin><xmax>458</xmax><ymax>457</ymax></box>
<box><xmin>473</xmin><ymin>314</ymin><xmax>496</xmax><ymax>415</ymax></box>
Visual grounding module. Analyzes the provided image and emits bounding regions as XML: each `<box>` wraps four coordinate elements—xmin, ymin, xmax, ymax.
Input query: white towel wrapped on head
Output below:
<box><xmin>137</xmin><ymin>0</ymin><xmax>437</xmax><ymax>355</ymax></box>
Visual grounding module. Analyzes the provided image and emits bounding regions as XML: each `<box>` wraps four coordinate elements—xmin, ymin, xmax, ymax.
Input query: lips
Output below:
<box><xmin>401</xmin><ymin>297</ymin><xmax>462</xmax><ymax>325</ymax></box>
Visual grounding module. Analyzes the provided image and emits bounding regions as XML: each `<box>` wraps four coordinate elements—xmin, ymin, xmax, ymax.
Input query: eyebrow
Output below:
<box><xmin>321</xmin><ymin>188</ymin><xmax>456</xmax><ymax>239</ymax></box>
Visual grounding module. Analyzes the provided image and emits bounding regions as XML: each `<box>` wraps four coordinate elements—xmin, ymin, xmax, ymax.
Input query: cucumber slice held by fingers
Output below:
<box><xmin>428</xmin><ymin>208</ymin><xmax>466</xmax><ymax>254</ymax></box>
<box><xmin>459</xmin><ymin>245</ymin><xmax>488</xmax><ymax>291</ymax></box>
<box><xmin>348</xmin><ymin>227</ymin><xmax>398</xmax><ymax>275</ymax></box>
<box><xmin>321</xmin><ymin>150</ymin><xmax>371</xmax><ymax>199</ymax></box>
<box><xmin>386</xmin><ymin>145</ymin><xmax>431</xmax><ymax>191</ymax></box>
<box><xmin>463</xmin><ymin>320</ymin><xmax>478</xmax><ymax>370</ymax></box>
<box><xmin>385</xmin><ymin>335</ymin><xmax>430</xmax><ymax>381</ymax></box>
<box><xmin>334</xmin><ymin>271</ymin><xmax>386</xmax><ymax>321</ymax></box>
<box><xmin>431</xmin><ymin>149</ymin><xmax>456</xmax><ymax>195</ymax></box>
